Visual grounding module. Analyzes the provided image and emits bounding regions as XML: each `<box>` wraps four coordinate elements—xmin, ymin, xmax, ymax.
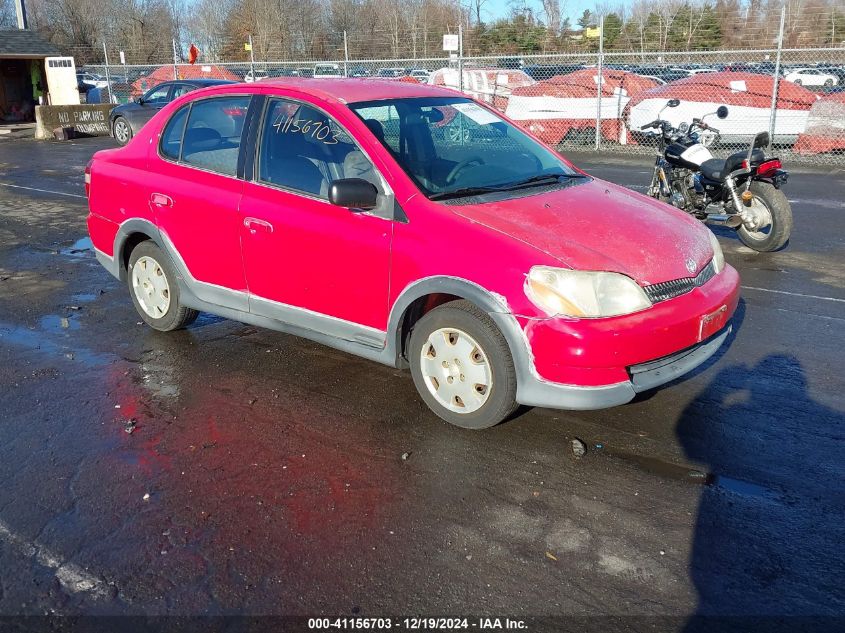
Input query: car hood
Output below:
<box><xmin>450</xmin><ymin>178</ymin><xmax>714</xmax><ymax>286</ymax></box>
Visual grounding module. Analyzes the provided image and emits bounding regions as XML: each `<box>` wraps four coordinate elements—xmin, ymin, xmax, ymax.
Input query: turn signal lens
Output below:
<box><xmin>525</xmin><ymin>267</ymin><xmax>652</xmax><ymax>318</ymax></box>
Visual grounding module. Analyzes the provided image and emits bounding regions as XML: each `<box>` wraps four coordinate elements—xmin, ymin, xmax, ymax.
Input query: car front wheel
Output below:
<box><xmin>127</xmin><ymin>241</ymin><xmax>198</xmax><ymax>331</ymax></box>
<box><xmin>409</xmin><ymin>300</ymin><xmax>518</xmax><ymax>429</ymax></box>
<box><xmin>113</xmin><ymin>116</ymin><xmax>133</xmax><ymax>146</ymax></box>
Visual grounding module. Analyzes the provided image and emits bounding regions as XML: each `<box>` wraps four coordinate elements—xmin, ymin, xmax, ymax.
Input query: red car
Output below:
<box><xmin>86</xmin><ymin>79</ymin><xmax>740</xmax><ymax>428</ymax></box>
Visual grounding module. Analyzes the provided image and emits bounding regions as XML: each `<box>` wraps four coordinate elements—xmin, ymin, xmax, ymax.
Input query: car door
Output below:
<box><xmin>239</xmin><ymin>97</ymin><xmax>393</xmax><ymax>339</ymax></box>
<box><xmin>130</xmin><ymin>82</ymin><xmax>173</xmax><ymax>129</ymax></box>
<box><xmin>147</xmin><ymin>94</ymin><xmax>252</xmax><ymax>310</ymax></box>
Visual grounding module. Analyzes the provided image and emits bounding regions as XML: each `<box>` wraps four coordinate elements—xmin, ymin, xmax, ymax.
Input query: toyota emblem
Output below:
<box><xmin>685</xmin><ymin>258</ymin><xmax>697</xmax><ymax>274</ymax></box>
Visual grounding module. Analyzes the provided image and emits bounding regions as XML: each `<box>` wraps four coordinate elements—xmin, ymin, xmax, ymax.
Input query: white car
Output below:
<box><xmin>77</xmin><ymin>72</ymin><xmax>108</xmax><ymax>89</ymax></box>
<box><xmin>409</xmin><ymin>69</ymin><xmax>430</xmax><ymax>82</ymax></box>
<box><xmin>785</xmin><ymin>68</ymin><xmax>838</xmax><ymax>87</ymax></box>
<box><xmin>314</xmin><ymin>63</ymin><xmax>342</xmax><ymax>78</ymax></box>
<box><xmin>244</xmin><ymin>69</ymin><xmax>269</xmax><ymax>83</ymax></box>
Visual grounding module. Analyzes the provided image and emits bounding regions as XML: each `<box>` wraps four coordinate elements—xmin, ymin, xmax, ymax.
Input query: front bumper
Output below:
<box><xmin>494</xmin><ymin>264</ymin><xmax>740</xmax><ymax>410</ymax></box>
<box><xmin>513</xmin><ymin>324</ymin><xmax>731</xmax><ymax>410</ymax></box>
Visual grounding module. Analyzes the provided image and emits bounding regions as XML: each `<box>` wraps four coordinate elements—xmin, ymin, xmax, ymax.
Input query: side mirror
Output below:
<box><xmin>136</xmin><ymin>97</ymin><xmax>144</xmax><ymax>105</ymax></box>
<box><xmin>329</xmin><ymin>178</ymin><xmax>378</xmax><ymax>211</ymax></box>
<box><xmin>716</xmin><ymin>105</ymin><xmax>729</xmax><ymax>119</ymax></box>
<box><xmin>668</xmin><ymin>99</ymin><xmax>680</xmax><ymax>107</ymax></box>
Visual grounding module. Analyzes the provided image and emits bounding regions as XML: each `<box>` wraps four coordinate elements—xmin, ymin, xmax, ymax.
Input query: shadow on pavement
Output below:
<box><xmin>678</xmin><ymin>354</ymin><xmax>845</xmax><ymax>632</ymax></box>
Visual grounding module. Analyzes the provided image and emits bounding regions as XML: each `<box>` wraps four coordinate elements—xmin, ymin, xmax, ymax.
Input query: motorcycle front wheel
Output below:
<box><xmin>736</xmin><ymin>181</ymin><xmax>793</xmax><ymax>252</ymax></box>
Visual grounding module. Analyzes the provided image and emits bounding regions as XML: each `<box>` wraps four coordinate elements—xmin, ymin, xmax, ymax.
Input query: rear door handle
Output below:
<box><xmin>243</xmin><ymin>217</ymin><xmax>274</xmax><ymax>234</ymax></box>
<box><xmin>150</xmin><ymin>192</ymin><xmax>173</xmax><ymax>208</ymax></box>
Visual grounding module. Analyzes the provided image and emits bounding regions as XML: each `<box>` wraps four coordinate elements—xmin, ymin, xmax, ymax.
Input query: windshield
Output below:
<box><xmin>349</xmin><ymin>97</ymin><xmax>580</xmax><ymax>200</ymax></box>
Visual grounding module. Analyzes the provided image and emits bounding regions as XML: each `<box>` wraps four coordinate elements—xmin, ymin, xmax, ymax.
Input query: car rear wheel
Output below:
<box><xmin>824</xmin><ymin>78</ymin><xmax>833</xmax><ymax>87</ymax></box>
<box><xmin>113</xmin><ymin>117</ymin><xmax>132</xmax><ymax>146</ymax></box>
<box><xmin>409</xmin><ymin>300</ymin><xmax>518</xmax><ymax>429</ymax></box>
<box><xmin>793</xmin><ymin>78</ymin><xmax>802</xmax><ymax>85</ymax></box>
<box><xmin>127</xmin><ymin>241</ymin><xmax>198</xmax><ymax>331</ymax></box>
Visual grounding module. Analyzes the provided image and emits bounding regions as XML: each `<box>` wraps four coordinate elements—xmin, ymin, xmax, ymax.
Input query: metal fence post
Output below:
<box><xmin>768</xmin><ymin>7</ymin><xmax>786</xmax><ymax>145</ymax></box>
<box><xmin>343</xmin><ymin>31</ymin><xmax>349</xmax><ymax>77</ymax></box>
<box><xmin>172</xmin><ymin>39</ymin><xmax>179</xmax><ymax>80</ymax></box>
<box><xmin>102</xmin><ymin>42</ymin><xmax>112</xmax><ymax>105</ymax></box>
<box><xmin>594</xmin><ymin>15</ymin><xmax>604</xmax><ymax>151</ymax></box>
<box><xmin>248</xmin><ymin>34</ymin><xmax>255</xmax><ymax>79</ymax></box>
<box><xmin>458</xmin><ymin>23</ymin><xmax>464</xmax><ymax>93</ymax></box>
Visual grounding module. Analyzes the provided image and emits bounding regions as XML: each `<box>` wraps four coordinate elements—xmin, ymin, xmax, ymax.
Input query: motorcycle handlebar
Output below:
<box><xmin>640</xmin><ymin>120</ymin><xmax>661</xmax><ymax>131</ymax></box>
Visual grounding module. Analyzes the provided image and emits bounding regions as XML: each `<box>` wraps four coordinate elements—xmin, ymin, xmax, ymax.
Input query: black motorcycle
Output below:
<box><xmin>641</xmin><ymin>99</ymin><xmax>792</xmax><ymax>252</ymax></box>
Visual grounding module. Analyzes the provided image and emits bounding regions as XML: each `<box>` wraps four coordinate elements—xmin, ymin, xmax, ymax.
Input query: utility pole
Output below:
<box><xmin>14</xmin><ymin>0</ymin><xmax>29</xmax><ymax>29</ymax></box>
<box><xmin>248</xmin><ymin>34</ymin><xmax>255</xmax><ymax>80</ymax></box>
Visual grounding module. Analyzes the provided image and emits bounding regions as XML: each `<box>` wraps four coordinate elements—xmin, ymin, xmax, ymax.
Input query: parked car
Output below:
<box><xmin>314</xmin><ymin>63</ymin><xmax>342</xmax><ymax>78</ymax></box>
<box><xmin>244</xmin><ymin>69</ymin><xmax>269</xmax><ymax>83</ymax></box>
<box><xmin>76</xmin><ymin>72</ymin><xmax>108</xmax><ymax>90</ymax></box>
<box><xmin>630</xmin><ymin>66</ymin><xmax>690</xmax><ymax>83</ymax></box>
<box><xmin>348</xmin><ymin>66</ymin><xmax>371</xmax><ymax>78</ymax></box>
<box><xmin>785</xmin><ymin>68</ymin><xmax>838</xmax><ymax>87</ymax></box>
<box><xmin>108</xmin><ymin>79</ymin><xmax>236</xmax><ymax>146</ymax></box>
<box><xmin>409</xmin><ymin>69</ymin><xmax>431</xmax><ymax>82</ymax></box>
<box><xmin>523</xmin><ymin>63</ymin><xmax>585</xmax><ymax>81</ymax></box>
<box><xmin>376</xmin><ymin>67</ymin><xmax>409</xmax><ymax>78</ymax></box>
<box><xmin>86</xmin><ymin>79</ymin><xmax>739</xmax><ymax>428</ymax></box>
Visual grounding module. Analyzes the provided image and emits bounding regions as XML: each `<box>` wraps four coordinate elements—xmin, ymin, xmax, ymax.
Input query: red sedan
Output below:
<box><xmin>86</xmin><ymin>79</ymin><xmax>739</xmax><ymax>428</ymax></box>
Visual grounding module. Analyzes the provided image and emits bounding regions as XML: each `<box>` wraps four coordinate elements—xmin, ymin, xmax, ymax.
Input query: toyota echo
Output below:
<box><xmin>85</xmin><ymin>79</ymin><xmax>740</xmax><ymax>428</ymax></box>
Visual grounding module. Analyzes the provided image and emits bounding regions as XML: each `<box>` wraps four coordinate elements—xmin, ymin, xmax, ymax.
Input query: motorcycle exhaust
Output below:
<box><xmin>704</xmin><ymin>213</ymin><xmax>743</xmax><ymax>228</ymax></box>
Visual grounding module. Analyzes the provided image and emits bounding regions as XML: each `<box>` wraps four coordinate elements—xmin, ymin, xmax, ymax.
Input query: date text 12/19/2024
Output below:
<box><xmin>308</xmin><ymin>617</ymin><xmax>528</xmax><ymax>630</ymax></box>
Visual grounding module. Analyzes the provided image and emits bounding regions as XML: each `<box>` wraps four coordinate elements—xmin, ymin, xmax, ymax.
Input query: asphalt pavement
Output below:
<box><xmin>0</xmin><ymin>138</ymin><xmax>843</xmax><ymax>632</ymax></box>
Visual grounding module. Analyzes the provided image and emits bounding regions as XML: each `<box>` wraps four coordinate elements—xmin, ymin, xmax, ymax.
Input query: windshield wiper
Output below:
<box><xmin>428</xmin><ymin>172</ymin><xmax>587</xmax><ymax>201</ymax></box>
<box><xmin>428</xmin><ymin>186</ymin><xmax>503</xmax><ymax>201</ymax></box>
<box><xmin>496</xmin><ymin>172</ymin><xmax>588</xmax><ymax>191</ymax></box>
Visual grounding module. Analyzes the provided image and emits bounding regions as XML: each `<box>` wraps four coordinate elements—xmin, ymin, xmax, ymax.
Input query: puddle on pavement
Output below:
<box><xmin>0</xmin><ymin>320</ymin><xmax>108</xmax><ymax>367</ymax></box>
<box><xmin>705</xmin><ymin>474</ymin><xmax>781</xmax><ymax>500</ymax></box>
<box><xmin>72</xmin><ymin>292</ymin><xmax>99</xmax><ymax>303</ymax></box>
<box><xmin>603</xmin><ymin>448</ymin><xmax>780</xmax><ymax>501</ymax></box>
<box><xmin>39</xmin><ymin>314</ymin><xmax>81</xmax><ymax>331</ymax></box>
<box><xmin>60</xmin><ymin>237</ymin><xmax>93</xmax><ymax>257</ymax></box>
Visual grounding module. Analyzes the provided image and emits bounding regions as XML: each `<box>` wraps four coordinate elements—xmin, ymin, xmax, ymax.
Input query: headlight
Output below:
<box><xmin>525</xmin><ymin>266</ymin><xmax>652</xmax><ymax>318</ymax></box>
<box><xmin>708</xmin><ymin>231</ymin><xmax>725</xmax><ymax>274</ymax></box>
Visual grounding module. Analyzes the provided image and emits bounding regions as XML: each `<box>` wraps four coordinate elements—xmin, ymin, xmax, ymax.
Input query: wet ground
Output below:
<box><xmin>0</xmin><ymin>138</ymin><xmax>843</xmax><ymax>631</ymax></box>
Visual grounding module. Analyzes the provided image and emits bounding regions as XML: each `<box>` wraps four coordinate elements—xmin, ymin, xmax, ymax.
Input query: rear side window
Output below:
<box><xmin>160</xmin><ymin>105</ymin><xmax>188</xmax><ymax>160</ymax></box>
<box><xmin>180</xmin><ymin>96</ymin><xmax>250</xmax><ymax>176</ymax></box>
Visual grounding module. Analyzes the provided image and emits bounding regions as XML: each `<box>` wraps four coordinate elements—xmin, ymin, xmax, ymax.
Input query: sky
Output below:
<box><xmin>484</xmin><ymin>0</ymin><xmax>596</xmax><ymax>24</ymax></box>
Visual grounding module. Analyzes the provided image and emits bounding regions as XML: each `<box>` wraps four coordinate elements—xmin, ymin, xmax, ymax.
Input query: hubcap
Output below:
<box><xmin>131</xmin><ymin>256</ymin><xmax>171</xmax><ymax>318</ymax></box>
<box><xmin>114</xmin><ymin>120</ymin><xmax>129</xmax><ymax>143</ymax></box>
<box><xmin>742</xmin><ymin>195</ymin><xmax>774</xmax><ymax>239</ymax></box>
<box><xmin>419</xmin><ymin>328</ymin><xmax>492</xmax><ymax>414</ymax></box>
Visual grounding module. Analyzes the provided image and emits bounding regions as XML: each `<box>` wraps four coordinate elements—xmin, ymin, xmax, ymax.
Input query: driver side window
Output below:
<box><xmin>257</xmin><ymin>98</ymin><xmax>383</xmax><ymax>199</ymax></box>
<box><xmin>144</xmin><ymin>84</ymin><xmax>171</xmax><ymax>104</ymax></box>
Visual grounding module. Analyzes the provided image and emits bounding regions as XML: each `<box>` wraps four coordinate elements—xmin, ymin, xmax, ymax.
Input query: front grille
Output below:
<box><xmin>643</xmin><ymin>259</ymin><xmax>717</xmax><ymax>304</ymax></box>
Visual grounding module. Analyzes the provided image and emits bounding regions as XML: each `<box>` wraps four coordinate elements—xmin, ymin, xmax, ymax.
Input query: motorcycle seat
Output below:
<box><xmin>700</xmin><ymin>148</ymin><xmax>766</xmax><ymax>181</ymax></box>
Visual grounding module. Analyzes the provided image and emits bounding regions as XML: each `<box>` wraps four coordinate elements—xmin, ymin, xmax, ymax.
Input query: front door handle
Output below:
<box><xmin>150</xmin><ymin>192</ymin><xmax>173</xmax><ymax>208</ymax></box>
<box><xmin>243</xmin><ymin>217</ymin><xmax>274</xmax><ymax>234</ymax></box>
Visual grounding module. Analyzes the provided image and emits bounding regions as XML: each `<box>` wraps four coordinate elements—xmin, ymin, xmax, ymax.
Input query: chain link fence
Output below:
<box><xmin>77</xmin><ymin>11</ymin><xmax>845</xmax><ymax>164</ymax></box>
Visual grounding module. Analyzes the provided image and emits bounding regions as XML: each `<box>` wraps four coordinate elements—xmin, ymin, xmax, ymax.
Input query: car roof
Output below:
<box><xmin>221</xmin><ymin>77</ymin><xmax>461</xmax><ymax>104</ymax></box>
<box><xmin>184</xmin><ymin>78</ymin><xmax>238</xmax><ymax>86</ymax></box>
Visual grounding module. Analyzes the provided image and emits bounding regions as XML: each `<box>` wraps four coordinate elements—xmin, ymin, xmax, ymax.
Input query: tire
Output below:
<box><xmin>736</xmin><ymin>181</ymin><xmax>793</xmax><ymax>252</ymax></box>
<box><xmin>409</xmin><ymin>300</ymin><xmax>518</xmax><ymax>429</ymax></box>
<box><xmin>113</xmin><ymin>116</ymin><xmax>133</xmax><ymax>146</ymax></box>
<box><xmin>127</xmin><ymin>241</ymin><xmax>198</xmax><ymax>331</ymax></box>
<box><xmin>793</xmin><ymin>78</ymin><xmax>802</xmax><ymax>86</ymax></box>
<box><xmin>824</xmin><ymin>79</ymin><xmax>833</xmax><ymax>87</ymax></box>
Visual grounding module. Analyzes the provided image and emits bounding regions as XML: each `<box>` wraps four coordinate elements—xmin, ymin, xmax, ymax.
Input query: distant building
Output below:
<box><xmin>0</xmin><ymin>30</ymin><xmax>61</xmax><ymax>120</ymax></box>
